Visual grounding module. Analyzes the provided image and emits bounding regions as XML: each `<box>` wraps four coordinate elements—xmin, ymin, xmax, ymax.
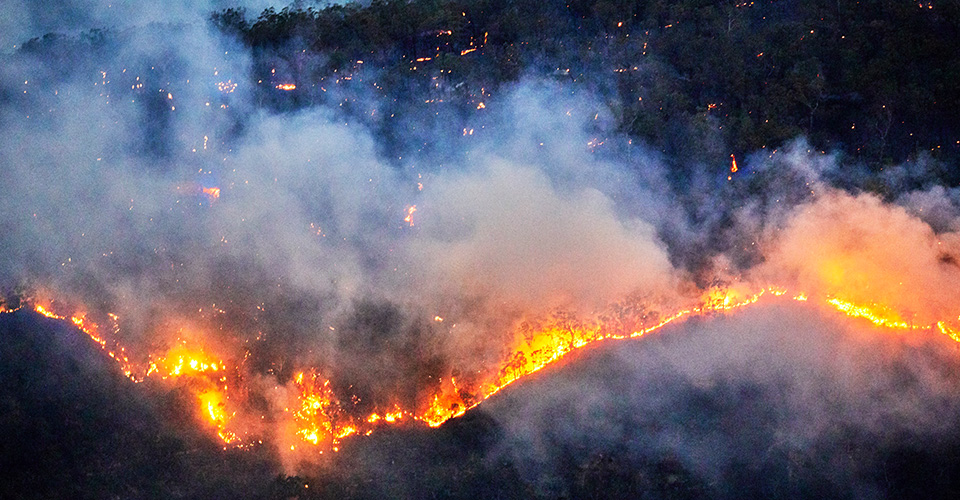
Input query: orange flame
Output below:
<box><xmin>28</xmin><ymin>301</ymin><xmax>244</xmax><ymax>446</ymax></box>
<box><xmin>199</xmin><ymin>390</ymin><xmax>239</xmax><ymax>444</ymax></box>
<box><xmin>33</xmin><ymin>305</ymin><xmax>138</xmax><ymax>381</ymax></box>
<box><xmin>19</xmin><ymin>279</ymin><xmax>960</xmax><ymax>455</ymax></box>
<box><xmin>150</xmin><ymin>342</ymin><xmax>224</xmax><ymax>379</ymax></box>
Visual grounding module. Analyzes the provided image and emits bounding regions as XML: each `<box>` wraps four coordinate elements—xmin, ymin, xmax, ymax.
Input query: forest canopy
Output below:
<box><xmin>206</xmin><ymin>0</ymin><xmax>960</xmax><ymax>181</ymax></box>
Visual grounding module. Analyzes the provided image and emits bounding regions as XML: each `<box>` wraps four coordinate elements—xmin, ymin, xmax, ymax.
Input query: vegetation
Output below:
<box><xmin>7</xmin><ymin>1</ymin><xmax>960</xmax><ymax>497</ymax></box>
<box><xmin>212</xmin><ymin>0</ymin><xmax>960</xmax><ymax>178</ymax></box>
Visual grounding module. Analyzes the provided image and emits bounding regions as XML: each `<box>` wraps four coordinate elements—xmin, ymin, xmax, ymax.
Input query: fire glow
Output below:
<box><xmin>1</xmin><ymin>302</ymin><xmax>244</xmax><ymax>447</ymax></box>
<box><xmin>7</xmin><ymin>282</ymin><xmax>960</xmax><ymax>452</ymax></box>
<box><xmin>268</xmin><ymin>287</ymin><xmax>960</xmax><ymax>445</ymax></box>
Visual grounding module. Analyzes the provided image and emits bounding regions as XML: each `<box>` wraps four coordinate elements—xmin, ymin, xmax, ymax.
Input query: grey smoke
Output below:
<box><xmin>3</xmin><ymin>1</ymin><xmax>960</xmax><ymax>484</ymax></box>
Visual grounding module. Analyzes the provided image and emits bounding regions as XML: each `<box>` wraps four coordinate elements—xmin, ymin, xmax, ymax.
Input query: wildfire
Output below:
<box><xmin>825</xmin><ymin>298</ymin><xmax>916</xmax><ymax>330</ymax></box>
<box><xmin>202</xmin><ymin>186</ymin><xmax>221</xmax><ymax>199</ymax></box>
<box><xmin>199</xmin><ymin>390</ymin><xmax>239</xmax><ymax>444</ymax></box>
<box><xmin>147</xmin><ymin>340</ymin><xmax>244</xmax><ymax>447</ymax></box>
<box><xmin>33</xmin><ymin>305</ymin><xmax>138</xmax><ymax>381</ymax></box>
<box><xmin>13</xmin><ymin>281</ymin><xmax>960</xmax><ymax>455</ymax></box>
<box><xmin>148</xmin><ymin>342</ymin><xmax>224</xmax><ymax>378</ymax></box>
<box><xmin>0</xmin><ymin>300</ymin><xmax>22</xmax><ymax>314</ymax></box>
<box><xmin>282</xmin><ymin>286</ymin><xmax>793</xmax><ymax>445</ymax></box>
<box><xmin>367</xmin><ymin>407</ymin><xmax>405</xmax><ymax>424</ymax></box>
<box><xmin>291</xmin><ymin>371</ymin><xmax>358</xmax><ymax>448</ymax></box>
<box><xmin>18</xmin><ymin>301</ymin><xmax>245</xmax><ymax>446</ymax></box>
<box><xmin>275</xmin><ymin>83</ymin><xmax>296</xmax><ymax>91</ymax></box>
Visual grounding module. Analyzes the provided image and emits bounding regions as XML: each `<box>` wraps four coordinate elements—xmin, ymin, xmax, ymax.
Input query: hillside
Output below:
<box><xmin>9</xmin><ymin>301</ymin><xmax>960</xmax><ymax>499</ymax></box>
<box><xmin>0</xmin><ymin>311</ymin><xmax>276</xmax><ymax>499</ymax></box>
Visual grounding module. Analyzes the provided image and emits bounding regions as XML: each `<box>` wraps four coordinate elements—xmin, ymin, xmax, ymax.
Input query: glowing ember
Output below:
<box><xmin>292</xmin><ymin>371</ymin><xmax>357</xmax><ymax>449</ymax></box>
<box><xmin>33</xmin><ymin>304</ymin><xmax>138</xmax><ymax>381</ymax></box>
<box><xmin>175</xmin><ymin>183</ymin><xmax>222</xmax><ymax>201</ymax></box>
<box><xmin>217</xmin><ymin>80</ymin><xmax>237</xmax><ymax>93</ymax></box>
<box><xmin>149</xmin><ymin>342</ymin><xmax>225</xmax><ymax>378</ymax></box>
<box><xmin>404</xmin><ymin>205</ymin><xmax>417</xmax><ymax>226</ymax></box>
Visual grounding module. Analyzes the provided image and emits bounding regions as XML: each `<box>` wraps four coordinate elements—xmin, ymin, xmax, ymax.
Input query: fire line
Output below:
<box><xmin>5</xmin><ymin>285</ymin><xmax>959</xmax><ymax>452</ymax></box>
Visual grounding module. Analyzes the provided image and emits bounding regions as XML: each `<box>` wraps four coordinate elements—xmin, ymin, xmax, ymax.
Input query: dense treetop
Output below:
<box><xmin>209</xmin><ymin>0</ymin><xmax>960</xmax><ymax>178</ymax></box>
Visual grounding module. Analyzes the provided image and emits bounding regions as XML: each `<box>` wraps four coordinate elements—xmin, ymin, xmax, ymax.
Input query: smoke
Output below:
<box><xmin>0</xmin><ymin>8</ymin><xmax>687</xmax><ymax>468</ymax></box>
<box><xmin>486</xmin><ymin>300</ymin><xmax>960</xmax><ymax>498</ymax></box>
<box><xmin>411</xmin><ymin>156</ymin><xmax>676</xmax><ymax>314</ymax></box>
<box><xmin>4</xmin><ymin>0</ymin><xmax>960</xmax><ymax>487</ymax></box>
<box><xmin>753</xmin><ymin>189</ymin><xmax>960</xmax><ymax>324</ymax></box>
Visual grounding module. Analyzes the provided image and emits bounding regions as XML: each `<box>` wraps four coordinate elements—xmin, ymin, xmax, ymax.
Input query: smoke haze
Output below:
<box><xmin>3</xmin><ymin>0</ymin><xmax>960</xmax><ymax>493</ymax></box>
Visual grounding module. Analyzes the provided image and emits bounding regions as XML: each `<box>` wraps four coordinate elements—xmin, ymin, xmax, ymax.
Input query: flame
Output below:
<box><xmin>825</xmin><ymin>298</ymin><xmax>916</xmax><ymax>330</ymax></box>
<box><xmin>17</xmin><ymin>280</ymin><xmax>960</xmax><ymax>455</ymax></box>
<box><xmin>730</xmin><ymin>154</ymin><xmax>738</xmax><ymax>173</ymax></box>
<box><xmin>275</xmin><ymin>83</ymin><xmax>296</xmax><ymax>91</ymax></box>
<box><xmin>202</xmin><ymin>186</ymin><xmax>220</xmax><ymax>199</ymax></box>
<box><xmin>33</xmin><ymin>305</ymin><xmax>138</xmax><ymax>381</ymax></box>
<box><xmin>151</xmin><ymin>342</ymin><xmax>224</xmax><ymax>378</ymax></box>
<box><xmin>26</xmin><ymin>301</ymin><xmax>244</xmax><ymax>446</ymax></box>
<box><xmin>199</xmin><ymin>390</ymin><xmax>239</xmax><ymax>444</ymax></box>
